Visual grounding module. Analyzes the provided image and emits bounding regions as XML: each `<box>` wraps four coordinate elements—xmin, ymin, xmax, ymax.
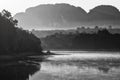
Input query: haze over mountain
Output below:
<box><xmin>14</xmin><ymin>3</ymin><xmax>120</xmax><ymax>30</ymax></box>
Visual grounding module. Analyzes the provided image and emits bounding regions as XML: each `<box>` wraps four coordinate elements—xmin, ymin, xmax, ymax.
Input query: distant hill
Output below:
<box><xmin>87</xmin><ymin>5</ymin><xmax>120</xmax><ymax>26</ymax></box>
<box><xmin>14</xmin><ymin>3</ymin><xmax>120</xmax><ymax>30</ymax></box>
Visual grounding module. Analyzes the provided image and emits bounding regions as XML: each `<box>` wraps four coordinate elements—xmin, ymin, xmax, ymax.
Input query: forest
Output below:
<box><xmin>0</xmin><ymin>10</ymin><xmax>42</xmax><ymax>55</ymax></box>
<box><xmin>41</xmin><ymin>28</ymin><xmax>120</xmax><ymax>51</ymax></box>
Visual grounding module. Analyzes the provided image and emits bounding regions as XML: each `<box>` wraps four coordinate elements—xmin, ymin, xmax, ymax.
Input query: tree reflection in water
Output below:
<box><xmin>0</xmin><ymin>62</ymin><xmax>41</xmax><ymax>80</ymax></box>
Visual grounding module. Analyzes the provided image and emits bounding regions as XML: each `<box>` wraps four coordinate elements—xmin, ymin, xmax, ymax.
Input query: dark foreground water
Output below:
<box><xmin>1</xmin><ymin>51</ymin><xmax>120</xmax><ymax>80</ymax></box>
<box><xmin>0</xmin><ymin>58</ymin><xmax>40</xmax><ymax>80</ymax></box>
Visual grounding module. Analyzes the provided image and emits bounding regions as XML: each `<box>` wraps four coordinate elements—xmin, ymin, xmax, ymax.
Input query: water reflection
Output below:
<box><xmin>1</xmin><ymin>52</ymin><xmax>120</xmax><ymax>80</ymax></box>
<box><xmin>0</xmin><ymin>61</ymin><xmax>41</xmax><ymax>80</ymax></box>
<box><xmin>30</xmin><ymin>51</ymin><xmax>120</xmax><ymax>80</ymax></box>
<box><xmin>98</xmin><ymin>66</ymin><xmax>110</xmax><ymax>73</ymax></box>
<box><xmin>31</xmin><ymin>59</ymin><xmax>120</xmax><ymax>80</ymax></box>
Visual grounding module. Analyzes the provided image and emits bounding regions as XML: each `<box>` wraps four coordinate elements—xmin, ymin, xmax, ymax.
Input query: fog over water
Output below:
<box><xmin>30</xmin><ymin>51</ymin><xmax>120</xmax><ymax>80</ymax></box>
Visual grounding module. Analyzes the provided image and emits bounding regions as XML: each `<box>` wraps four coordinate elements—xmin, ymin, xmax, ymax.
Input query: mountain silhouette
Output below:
<box><xmin>14</xmin><ymin>3</ymin><xmax>120</xmax><ymax>29</ymax></box>
<box><xmin>87</xmin><ymin>5</ymin><xmax>120</xmax><ymax>26</ymax></box>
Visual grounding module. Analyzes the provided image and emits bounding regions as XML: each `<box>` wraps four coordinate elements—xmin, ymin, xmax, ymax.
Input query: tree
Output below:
<box><xmin>2</xmin><ymin>9</ymin><xmax>12</xmax><ymax>19</ymax></box>
<box><xmin>0</xmin><ymin>10</ymin><xmax>42</xmax><ymax>54</ymax></box>
<box><xmin>2</xmin><ymin>9</ymin><xmax>18</xmax><ymax>26</ymax></box>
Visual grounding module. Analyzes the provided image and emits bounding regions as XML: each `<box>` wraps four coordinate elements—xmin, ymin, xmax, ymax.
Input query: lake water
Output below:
<box><xmin>29</xmin><ymin>51</ymin><xmax>120</xmax><ymax>80</ymax></box>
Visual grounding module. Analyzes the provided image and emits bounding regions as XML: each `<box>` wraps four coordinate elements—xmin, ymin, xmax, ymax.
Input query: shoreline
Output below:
<box><xmin>43</xmin><ymin>49</ymin><xmax>120</xmax><ymax>53</ymax></box>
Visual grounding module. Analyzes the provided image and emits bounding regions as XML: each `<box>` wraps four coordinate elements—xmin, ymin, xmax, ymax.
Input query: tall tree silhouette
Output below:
<box><xmin>0</xmin><ymin>10</ymin><xmax>42</xmax><ymax>55</ymax></box>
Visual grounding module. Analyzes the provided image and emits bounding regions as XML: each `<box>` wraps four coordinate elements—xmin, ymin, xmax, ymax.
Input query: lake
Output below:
<box><xmin>29</xmin><ymin>51</ymin><xmax>120</xmax><ymax>80</ymax></box>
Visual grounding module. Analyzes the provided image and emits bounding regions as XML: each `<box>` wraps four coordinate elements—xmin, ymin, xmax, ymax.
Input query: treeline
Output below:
<box><xmin>41</xmin><ymin>29</ymin><xmax>120</xmax><ymax>51</ymax></box>
<box><xmin>0</xmin><ymin>10</ymin><xmax>42</xmax><ymax>55</ymax></box>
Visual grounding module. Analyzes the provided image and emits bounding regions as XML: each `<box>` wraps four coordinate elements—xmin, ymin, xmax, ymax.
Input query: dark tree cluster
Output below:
<box><xmin>0</xmin><ymin>10</ymin><xmax>42</xmax><ymax>55</ymax></box>
<box><xmin>41</xmin><ymin>28</ymin><xmax>120</xmax><ymax>51</ymax></box>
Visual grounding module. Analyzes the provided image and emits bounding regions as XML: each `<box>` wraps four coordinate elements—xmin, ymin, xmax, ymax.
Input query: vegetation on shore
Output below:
<box><xmin>0</xmin><ymin>10</ymin><xmax>43</xmax><ymax>58</ymax></box>
<box><xmin>41</xmin><ymin>28</ymin><xmax>120</xmax><ymax>51</ymax></box>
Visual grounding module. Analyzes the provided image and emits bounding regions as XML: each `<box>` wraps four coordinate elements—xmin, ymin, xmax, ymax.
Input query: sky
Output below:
<box><xmin>0</xmin><ymin>0</ymin><xmax>120</xmax><ymax>16</ymax></box>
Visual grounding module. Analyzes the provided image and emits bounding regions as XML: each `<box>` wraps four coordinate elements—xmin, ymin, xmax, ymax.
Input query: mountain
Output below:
<box><xmin>87</xmin><ymin>5</ymin><xmax>120</xmax><ymax>26</ymax></box>
<box><xmin>14</xmin><ymin>3</ymin><xmax>120</xmax><ymax>30</ymax></box>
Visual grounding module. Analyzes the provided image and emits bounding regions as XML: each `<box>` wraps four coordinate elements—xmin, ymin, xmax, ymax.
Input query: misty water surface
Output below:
<box><xmin>29</xmin><ymin>51</ymin><xmax>120</xmax><ymax>80</ymax></box>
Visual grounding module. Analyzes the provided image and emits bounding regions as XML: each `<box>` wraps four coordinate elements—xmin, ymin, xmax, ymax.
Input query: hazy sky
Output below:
<box><xmin>0</xmin><ymin>0</ymin><xmax>120</xmax><ymax>15</ymax></box>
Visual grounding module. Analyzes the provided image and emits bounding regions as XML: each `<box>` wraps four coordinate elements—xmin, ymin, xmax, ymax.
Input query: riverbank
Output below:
<box><xmin>44</xmin><ymin>49</ymin><xmax>120</xmax><ymax>53</ymax></box>
<box><xmin>0</xmin><ymin>52</ymin><xmax>43</xmax><ymax>66</ymax></box>
<box><xmin>0</xmin><ymin>51</ymin><xmax>61</xmax><ymax>66</ymax></box>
